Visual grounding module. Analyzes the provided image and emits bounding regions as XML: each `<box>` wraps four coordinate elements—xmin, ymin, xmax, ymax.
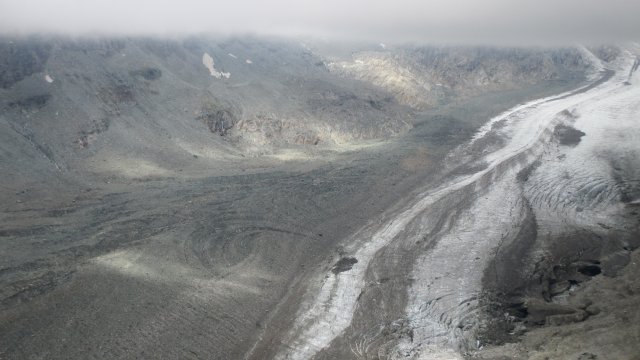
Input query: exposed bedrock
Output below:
<box><xmin>0</xmin><ymin>39</ymin><xmax>51</xmax><ymax>88</ymax></box>
<box><xmin>324</xmin><ymin>47</ymin><xmax>590</xmax><ymax>110</ymax></box>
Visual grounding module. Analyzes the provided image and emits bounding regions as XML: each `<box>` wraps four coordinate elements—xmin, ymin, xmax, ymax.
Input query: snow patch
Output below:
<box><xmin>202</xmin><ymin>53</ymin><xmax>231</xmax><ymax>79</ymax></box>
<box><xmin>246</xmin><ymin>59</ymin><xmax>253</xmax><ymax>64</ymax></box>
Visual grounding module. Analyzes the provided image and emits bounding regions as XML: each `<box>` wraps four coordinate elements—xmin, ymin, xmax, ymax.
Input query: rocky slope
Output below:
<box><xmin>0</xmin><ymin>37</ymin><xmax>591</xmax><ymax>178</ymax></box>
<box><xmin>322</xmin><ymin>45</ymin><xmax>589</xmax><ymax>109</ymax></box>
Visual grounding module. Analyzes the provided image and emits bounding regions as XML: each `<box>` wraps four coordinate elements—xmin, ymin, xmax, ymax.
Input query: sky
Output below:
<box><xmin>0</xmin><ymin>0</ymin><xmax>638</xmax><ymax>44</ymax></box>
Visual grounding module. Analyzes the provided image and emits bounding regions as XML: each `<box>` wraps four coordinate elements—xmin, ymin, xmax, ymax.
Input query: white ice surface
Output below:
<box><xmin>403</xmin><ymin>49</ymin><xmax>638</xmax><ymax>356</ymax></box>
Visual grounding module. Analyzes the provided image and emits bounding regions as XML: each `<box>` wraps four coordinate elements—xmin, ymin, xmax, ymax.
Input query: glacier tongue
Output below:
<box><xmin>276</xmin><ymin>47</ymin><xmax>639</xmax><ymax>359</ymax></box>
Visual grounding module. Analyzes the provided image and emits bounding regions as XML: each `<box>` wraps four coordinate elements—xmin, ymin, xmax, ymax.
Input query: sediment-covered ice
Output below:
<box><xmin>277</xmin><ymin>47</ymin><xmax>639</xmax><ymax>359</ymax></box>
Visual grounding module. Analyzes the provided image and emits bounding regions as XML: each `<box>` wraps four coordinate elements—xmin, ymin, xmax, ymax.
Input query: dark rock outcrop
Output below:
<box><xmin>0</xmin><ymin>39</ymin><xmax>51</xmax><ymax>89</ymax></box>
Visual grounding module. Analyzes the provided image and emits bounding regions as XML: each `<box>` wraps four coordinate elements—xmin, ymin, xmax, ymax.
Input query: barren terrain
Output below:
<box><xmin>1</xmin><ymin>38</ymin><xmax>638</xmax><ymax>359</ymax></box>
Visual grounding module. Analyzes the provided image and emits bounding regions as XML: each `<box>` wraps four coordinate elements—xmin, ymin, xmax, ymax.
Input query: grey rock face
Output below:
<box><xmin>0</xmin><ymin>39</ymin><xmax>51</xmax><ymax>89</ymax></box>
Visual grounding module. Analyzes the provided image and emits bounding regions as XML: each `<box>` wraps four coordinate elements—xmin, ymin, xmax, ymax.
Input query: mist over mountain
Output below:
<box><xmin>1</xmin><ymin>0</ymin><xmax>639</xmax><ymax>44</ymax></box>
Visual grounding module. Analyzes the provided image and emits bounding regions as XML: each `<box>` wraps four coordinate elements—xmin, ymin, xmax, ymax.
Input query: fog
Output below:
<box><xmin>0</xmin><ymin>0</ymin><xmax>639</xmax><ymax>43</ymax></box>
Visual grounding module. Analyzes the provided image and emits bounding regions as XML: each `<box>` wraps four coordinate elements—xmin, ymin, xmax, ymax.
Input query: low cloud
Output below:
<box><xmin>0</xmin><ymin>0</ymin><xmax>638</xmax><ymax>43</ymax></box>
